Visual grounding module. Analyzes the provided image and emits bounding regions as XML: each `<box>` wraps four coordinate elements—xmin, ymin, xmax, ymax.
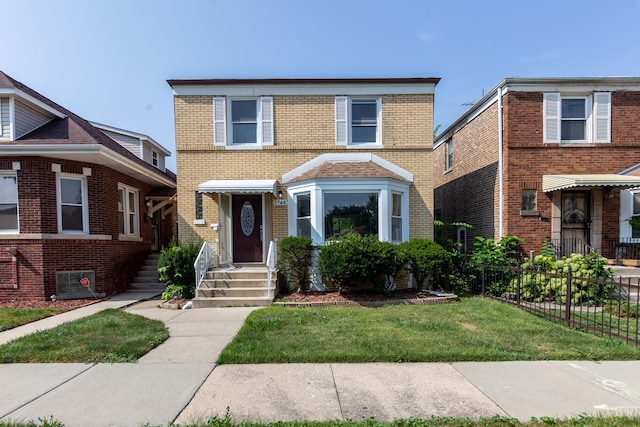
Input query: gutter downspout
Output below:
<box><xmin>497</xmin><ymin>85</ymin><xmax>504</xmax><ymax>238</ymax></box>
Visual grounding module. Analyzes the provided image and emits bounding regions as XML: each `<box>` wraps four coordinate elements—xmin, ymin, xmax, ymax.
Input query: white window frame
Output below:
<box><xmin>0</xmin><ymin>170</ymin><xmax>19</xmax><ymax>233</ymax></box>
<box><xmin>287</xmin><ymin>179</ymin><xmax>409</xmax><ymax>245</ymax></box>
<box><xmin>543</xmin><ymin>92</ymin><xmax>611</xmax><ymax>144</ymax></box>
<box><xmin>118</xmin><ymin>184</ymin><xmax>140</xmax><ymax>237</ymax></box>
<box><xmin>56</xmin><ymin>173</ymin><xmax>89</xmax><ymax>234</ymax></box>
<box><xmin>335</xmin><ymin>96</ymin><xmax>382</xmax><ymax>147</ymax></box>
<box><xmin>295</xmin><ymin>192</ymin><xmax>312</xmax><ymax>238</ymax></box>
<box><xmin>213</xmin><ymin>96</ymin><xmax>274</xmax><ymax>148</ymax></box>
<box><xmin>561</xmin><ymin>95</ymin><xmax>590</xmax><ymax>143</ymax></box>
<box><xmin>391</xmin><ymin>192</ymin><xmax>403</xmax><ymax>243</ymax></box>
<box><xmin>152</xmin><ymin>150</ymin><xmax>159</xmax><ymax>167</ymax></box>
<box><xmin>445</xmin><ymin>138</ymin><xmax>453</xmax><ymax>170</ymax></box>
<box><xmin>620</xmin><ymin>188</ymin><xmax>640</xmax><ymax>240</ymax></box>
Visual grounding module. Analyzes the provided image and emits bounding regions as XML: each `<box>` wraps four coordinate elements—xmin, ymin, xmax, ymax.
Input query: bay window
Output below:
<box><xmin>287</xmin><ymin>180</ymin><xmax>408</xmax><ymax>245</ymax></box>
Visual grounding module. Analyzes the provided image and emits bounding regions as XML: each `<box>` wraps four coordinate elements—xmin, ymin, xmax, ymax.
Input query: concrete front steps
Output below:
<box><xmin>129</xmin><ymin>253</ymin><xmax>167</xmax><ymax>294</ymax></box>
<box><xmin>193</xmin><ymin>264</ymin><xmax>276</xmax><ymax>308</ymax></box>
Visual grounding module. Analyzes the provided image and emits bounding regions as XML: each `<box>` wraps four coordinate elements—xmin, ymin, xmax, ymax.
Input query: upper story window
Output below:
<box><xmin>445</xmin><ymin>138</ymin><xmax>453</xmax><ymax>170</ymax></box>
<box><xmin>57</xmin><ymin>174</ymin><xmax>89</xmax><ymax>234</ymax></box>
<box><xmin>335</xmin><ymin>97</ymin><xmax>381</xmax><ymax>147</ymax></box>
<box><xmin>213</xmin><ymin>97</ymin><xmax>273</xmax><ymax>148</ymax></box>
<box><xmin>118</xmin><ymin>184</ymin><xmax>140</xmax><ymax>237</ymax></box>
<box><xmin>543</xmin><ymin>92</ymin><xmax>611</xmax><ymax>144</ymax></box>
<box><xmin>0</xmin><ymin>171</ymin><xmax>19</xmax><ymax>233</ymax></box>
<box><xmin>152</xmin><ymin>150</ymin><xmax>159</xmax><ymax>167</ymax></box>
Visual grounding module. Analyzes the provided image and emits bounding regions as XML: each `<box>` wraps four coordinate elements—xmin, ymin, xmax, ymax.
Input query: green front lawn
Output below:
<box><xmin>0</xmin><ymin>309</ymin><xmax>169</xmax><ymax>363</ymax></box>
<box><xmin>0</xmin><ymin>307</ymin><xmax>70</xmax><ymax>332</ymax></box>
<box><xmin>218</xmin><ymin>297</ymin><xmax>640</xmax><ymax>364</ymax></box>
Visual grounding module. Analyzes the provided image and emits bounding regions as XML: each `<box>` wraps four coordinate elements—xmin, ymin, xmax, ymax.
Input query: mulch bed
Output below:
<box><xmin>1</xmin><ymin>299</ymin><xmax>100</xmax><ymax>309</ymax></box>
<box><xmin>275</xmin><ymin>288</ymin><xmax>447</xmax><ymax>304</ymax></box>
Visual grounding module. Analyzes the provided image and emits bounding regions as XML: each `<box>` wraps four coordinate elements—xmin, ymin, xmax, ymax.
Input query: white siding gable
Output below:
<box><xmin>101</xmin><ymin>129</ymin><xmax>143</xmax><ymax>157</ymax></box>
<box><xmin>0</xmin><ymin>98</ymin><xmax>10</xmax><ymax>139</ymax></box>
<box><xmin>14</xmin><ymin>99</ymin><xmax>53</xmax><ymax>139</ymax></box>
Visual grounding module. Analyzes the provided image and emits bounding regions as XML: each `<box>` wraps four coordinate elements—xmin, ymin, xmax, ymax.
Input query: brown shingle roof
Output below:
<box><xmin>287</xmin><ymin>161</ymin><xmax>410</xmax><ymax>183</ymax></box>
<box><xmin>0</xmin><ymin>71</ymin><xmax>175</xmax><ymax>183</ymax></box>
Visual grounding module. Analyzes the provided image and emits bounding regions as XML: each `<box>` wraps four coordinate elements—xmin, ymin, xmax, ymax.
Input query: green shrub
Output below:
<box><xmin>470</xmin><ymin>235</ymin><xmax>524</xmax><ymax>266</ymax></box>
<box><xmin>157</xmin><ymin>239</ymin><xmax>201</xmax><ymax>300</ymax></box>
<box><xmin>509</xmin><ymin>252</ymin><xmax>615</xmax><ymax>304</ymax></box>
<box><xmin>605</xmin><ymin>300</ymin><xmax>640</xmax><ymax>318</ymax></box>
<box><xmin>277</xmin><ymin>236</ymin><xmax>313</xmax><ymax>292</ymax></box>
<box><xmin>398</xmin><ymin>238</ymin><xmax>452</xmax><ymax>290</ymax></box>
<box><xmin>318</xmin><ymin>233</ymin><xmax>403</xmax><ymax>293</ymax></box>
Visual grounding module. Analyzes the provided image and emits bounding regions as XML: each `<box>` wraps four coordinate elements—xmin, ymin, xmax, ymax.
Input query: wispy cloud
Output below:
<box><xmin>418</xmin><ymin>28</ymin><xmax>435</xmax><ymax>42</ymax></box>
<box><xmin>521</xmin><ymin>51</ymin><xmax>559</xmax><ymax>63</ymax></box>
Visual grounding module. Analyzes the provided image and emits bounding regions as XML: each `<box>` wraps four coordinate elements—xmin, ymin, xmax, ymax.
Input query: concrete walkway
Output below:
<box><xmin>1</xmin><ymin>292</ymin><xmax>640</xmax><ymax>426</ymax></box>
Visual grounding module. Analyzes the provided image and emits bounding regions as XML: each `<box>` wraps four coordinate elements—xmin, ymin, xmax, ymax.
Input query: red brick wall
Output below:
<box><xmin>503</xmin><ymin>91</ymin><xmax>640</xmax><ymax>254</ymax></box>
<box><xmin>434</xmin><ymin>102</ymin><xmax>500</xmax><ymax>246</ymax></box>
<box><xmin>0</xmin><ymin>156</ymin><xmax>175</xmax><ymax>300</ymax></box>
<box><xmin>435</xmin><ymin>90</ymin><xmax>640</xmax><ymax>257</ymax></box>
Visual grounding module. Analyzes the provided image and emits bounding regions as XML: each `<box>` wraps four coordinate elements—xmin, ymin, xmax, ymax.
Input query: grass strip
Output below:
<box><xmin>218</xmin><ymin>297</ymin><xmax>640</xmax><ymax>364</ymax></box>
<box><xmin>5</xmin><ymin>414</ymin><xmax>640</xmax><ymax>427</ymax></box>
<box><xmin>0</xmin><ymin>309</ymin><xmax>169</xmax><ymax>363</ymax></box>
<box><xmin>0</xmin><ymin>307</ymin><xmax>70</xmax><ymax>332</ymax></box>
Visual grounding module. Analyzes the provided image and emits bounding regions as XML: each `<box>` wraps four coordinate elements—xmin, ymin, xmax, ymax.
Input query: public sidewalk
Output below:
<box><xmin>1</xmin><ymin>293</ymin><xmax>640</xmax><ymax>426</ymax></box>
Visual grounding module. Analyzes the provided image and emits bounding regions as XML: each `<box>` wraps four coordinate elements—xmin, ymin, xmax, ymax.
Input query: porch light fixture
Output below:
<box><xmin>277</xmin><ymin>190</ymin><xmax>283</xmax><ymax>198</ymax></box>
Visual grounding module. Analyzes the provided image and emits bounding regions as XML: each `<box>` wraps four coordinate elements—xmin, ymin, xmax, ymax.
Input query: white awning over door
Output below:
<box><xmin>197</xmin><ymin>179</ymin><xmax>277</xmax><ymax>194</ymax></box>
<box><xmin>542</xmin><ymin>175</ymin><xmax>640</xmax><ymax>193</ymax></box>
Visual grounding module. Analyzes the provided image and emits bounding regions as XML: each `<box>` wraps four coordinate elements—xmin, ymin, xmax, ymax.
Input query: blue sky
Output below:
<box><xmin>4</xmin><ymin>0</ymin><xmax>640</xmax><ymax>171</ymax></box>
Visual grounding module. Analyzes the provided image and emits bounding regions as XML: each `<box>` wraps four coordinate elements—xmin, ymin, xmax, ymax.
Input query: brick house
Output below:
<box><xmin>168</xmin><ymin>77</ymin><xmax>439</xmax><ymax>293</ymax></box>
<box><xmin>433</xmin><ymin>77</ymin><xmax>640</xmax><ymax>260</ymax></box>
<box><xmin>0</xmin><ymin>71</ymin><xmax>176</xmax><ymax>300</ymax></box>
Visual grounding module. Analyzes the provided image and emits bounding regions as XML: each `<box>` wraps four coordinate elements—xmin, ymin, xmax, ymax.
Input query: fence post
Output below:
<box><xmin>516</xmin><ymin>268</ymin><xmax>521</xmax><ymax>307</ymax></box>
<box><xmin>481</xmin><ymin>265</ymin><xmax>486</xmax><ymax>296</ymax></box>
<box><xmin>566</xmin><ymin>265</ymin><xmax>572</xmax><ymax>327</ymax></box>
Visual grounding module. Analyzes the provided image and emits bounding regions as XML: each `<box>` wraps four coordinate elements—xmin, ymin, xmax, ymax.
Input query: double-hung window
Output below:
<box><xmin>152</xmin><ymin>150</ymin><xmax>159</xmax><ymax>167</ymax></box>
<box><xmin>445</xmin><ymin>138</ymin><xmax>453</xmax><ymax>170</ymax></box>
<box><xmin>213</xmin><ymin>97</ymin><xmax>273</xmax><ymax>147</ymax></box>
<box><xmin>118</xmin><ymin>184</ymin><xmax>140</xmax><ymax>237</ymax></box>
<box><xmin>295</xmin><ymin>193</ymin><xmax>311</xmax><ymax>238</ymax></box>
<box><xmin>57</xmin><ymin>174</ymin><xmax>88</xmax><ymax>233</ymax></box>
<box><xmin>391</xmin><ymin>193</ymin><xmax>403</xmax><ymax>242</ymax></box>
<box><xmin>543</xmin><ymin>92</ymin><xmax>611</xmax><ymax>143</ymax></box>
<box><xmin>0</xmin><ymin>171</ymin><xmax>18</xmax><ymax>232</ymax></box>
<box><xmin>335</xmin><ymin>97</ymin><xmax>381</xmax><ymax>146</ymax></box>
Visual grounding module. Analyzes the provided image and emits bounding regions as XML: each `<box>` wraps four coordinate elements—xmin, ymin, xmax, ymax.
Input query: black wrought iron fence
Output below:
<box><xmin>603</xmin><ymin>238</ymin><xmax>640</xmax><ymax>262</ymax></box>
<box><xmin>463</xmin><ymin>263</ymin><xmax>640</xmax><ymax>345</ymax></box>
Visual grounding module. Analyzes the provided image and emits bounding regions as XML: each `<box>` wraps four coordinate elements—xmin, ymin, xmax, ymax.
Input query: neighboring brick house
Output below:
<box><xmin>0</xmin><ymin>71</ymin><xmax>176</xmax><ymax>300</ymax></box>
<box><xmin>168</xmin><ymin>77</ymin><xmax>439</xmax><ymax>289</ymax></box>
<box><xmin>434</xmin><ymin>77</ymin><xmax>640</xmax><ymax>260</ymax></box>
